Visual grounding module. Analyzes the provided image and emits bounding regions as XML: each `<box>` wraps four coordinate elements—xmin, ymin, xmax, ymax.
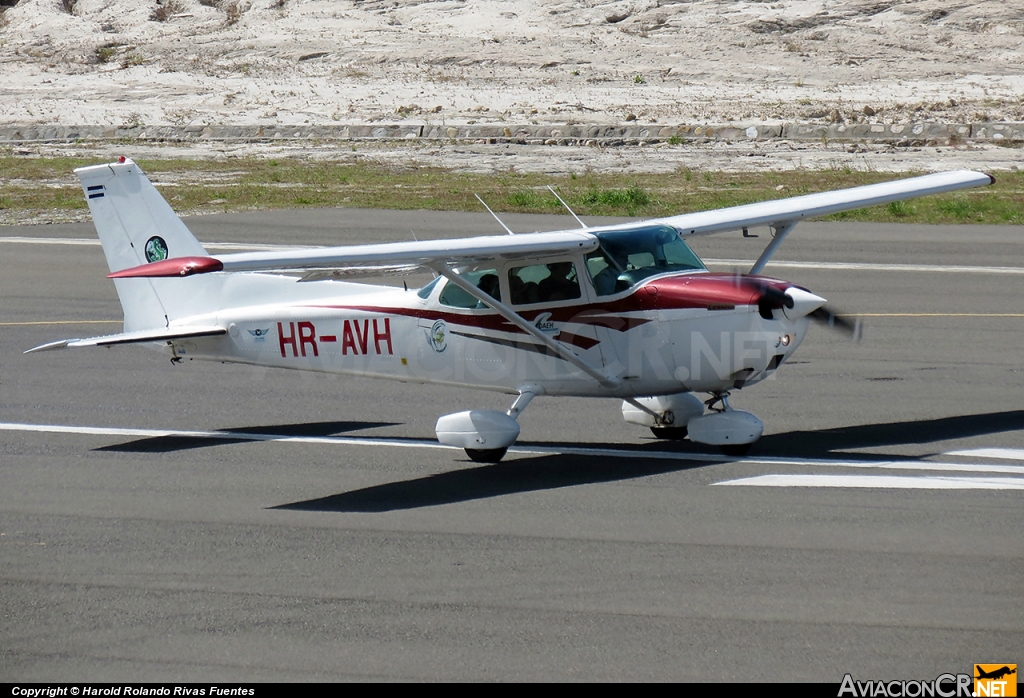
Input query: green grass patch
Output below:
<box><xmin>1</xmin><ymin>155</ymin><xmax>1022</xmax><ymax>225</ymax></box>
<box><xmin>886</xmin><ymin>200</ymin><xmax>914</xmax><ymax>218</ymax></box>
<box><xmin>579</xmin><ymin>185</ymin><xmax>650</xmax><ymax>215</ymax></box>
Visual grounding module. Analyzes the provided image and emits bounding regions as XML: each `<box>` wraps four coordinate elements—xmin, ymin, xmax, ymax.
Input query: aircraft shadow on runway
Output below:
<box><xmin>272</xmin><ymin>409</ymin><xmax>1024</xmax><ymax>512</ymax></box>
<box><xmin>93</xmin><ymin>420</ymin><xmax>400</xmax><ymax>453</ymax></box>
<box><xmin>87</xmin><ymin>410</ymin><xmax>1023</xmax><ymax>509</ymax></box>
<box><xmin>273</xmin><ymin>453</ymin><xmax>704</xmax><ymax>513</ymax></box>
<box><xmin>90</xmin><ymin>409</ymin><xmax>1024</xmax><ymax>459</ymax></box>
<box><xmin>753</xmin><ymin>409</ymin><xmax>1024</xmax><ymax>459</ymax></box>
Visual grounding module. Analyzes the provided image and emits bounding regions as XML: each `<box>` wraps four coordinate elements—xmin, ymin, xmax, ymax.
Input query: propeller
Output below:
<box><xmin>751</xmin><ymin>278</ymin><xmax>864</xmax><ymax>342</ymax></box>
<box><xmin>737</xmin><ymin>272</ymin><xmax>864</xmax><ymax>342</ymax></box>
<box><xmin>756</xmin><ymin>284</ymin><xmax>793</xmax><ymax>318</ymax></box>
<box><xmin>808</xmin><ymin>305</ymin><xmax>864</xmax><ymax>342</ymax></box>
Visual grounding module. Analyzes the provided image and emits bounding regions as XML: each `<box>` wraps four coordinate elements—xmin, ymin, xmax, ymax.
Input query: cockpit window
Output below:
<box><xmin>439</xmin><ymin>269</ymin><xmax>501</xmax><ymax>309</ymax></box>
<box><xmin>587</xmin><ymin>225</ymin><xmax>706</xmax><ymax>296</ymax></box>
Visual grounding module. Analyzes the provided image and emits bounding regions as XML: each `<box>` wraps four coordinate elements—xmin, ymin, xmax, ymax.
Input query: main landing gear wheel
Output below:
<box><xmin>436</xmin><ymin>408</ymin><xmax>523</xmax><ymax>464</ymax></box>
<box><xmin>465</xmin><ymin>447</ymin><xmax>508</xmax><ymax>463</ymax></box>
<box><xmin>650</xmin><ymin>426</ymin><xmax>688</xmax><ymax>440</ymax></box>
<box><xmin>719</xmin><ymin>443</ymin><xmax>753</xmax><ymax>457</ymax></box>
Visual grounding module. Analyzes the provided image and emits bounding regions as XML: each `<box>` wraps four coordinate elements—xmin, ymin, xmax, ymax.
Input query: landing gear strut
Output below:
<box><xmin>704</xmin><ymin>391</ymin><xmax>732</xmax><ymax>413</ymax></box>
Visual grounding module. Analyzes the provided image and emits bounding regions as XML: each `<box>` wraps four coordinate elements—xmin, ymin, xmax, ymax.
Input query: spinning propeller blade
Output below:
<box><xmin>749</xmin><ymin>279</ymin><xmax>794</xmax><ymax>319</ymax></box>
<box><xmin>808</xmin><ymin>306</ymin><xmax>864</xmax><ymax>342</ymax></box>
<box><xmin>745</xmin><ymin>275</ymin><xmax>863</xmax><ymax>342</ymax></box>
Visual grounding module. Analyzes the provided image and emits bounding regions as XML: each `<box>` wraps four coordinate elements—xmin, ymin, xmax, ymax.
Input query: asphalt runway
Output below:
<box><xmin>2</xmin><ymin>209</ymin><xmax>1023</xmax><ymax>682</ymax></box>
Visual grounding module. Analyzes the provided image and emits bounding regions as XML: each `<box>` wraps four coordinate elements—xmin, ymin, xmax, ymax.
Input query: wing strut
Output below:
<box><xmin>749</xmin><ymin>221</ymin><xmax>797</xmax><ymax>275</ymax></box>
<box><xmin>432</xmin><ymin>265</ymin><xmax>621</xmax><ymax>389</ymax></box>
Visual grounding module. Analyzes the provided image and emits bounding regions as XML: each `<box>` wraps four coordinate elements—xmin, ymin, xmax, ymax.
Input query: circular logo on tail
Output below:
<box><xmin>145</xmin><ymin>236</ymin><xmax>168</xmax><ymax>263</ymax></box>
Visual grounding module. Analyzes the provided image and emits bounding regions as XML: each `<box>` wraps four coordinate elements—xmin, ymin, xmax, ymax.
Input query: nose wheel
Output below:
<box><xmin>650</xmin><ymin>426</ymin><xmax>689</xmax><ymax>440</ymax></box>
<box><xmin>719</xmin><ymin>443</ymin><xmax>753</xmax><ymax>456</ymax></box>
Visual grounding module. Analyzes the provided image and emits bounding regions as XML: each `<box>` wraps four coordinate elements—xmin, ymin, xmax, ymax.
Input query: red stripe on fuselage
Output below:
<box><xmin>641</xmin><ymin>273</ymin><xmax>793</xmax><ymax>308</ymax></box>
<box><xmin>299</xmin><ymin>273</ymin><xmax>793</xmax><ymax>342</ymax></box>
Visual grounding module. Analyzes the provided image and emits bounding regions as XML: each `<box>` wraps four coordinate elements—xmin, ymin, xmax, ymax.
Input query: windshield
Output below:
<box><xmin>416</xmin><ymin>276</ymin><xmax>441</xmax><ymax>299</ymax></box>
<box><xmin>586</xmin><ymin>224</ymin><xmax>706</xmax><ymax>295</ymax></box>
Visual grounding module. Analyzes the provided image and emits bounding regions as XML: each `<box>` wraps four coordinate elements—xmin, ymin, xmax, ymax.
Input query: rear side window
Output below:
<box><xmin>508</xmin><ymin>262</ymin><xmax>581</xmax><ymax>305</ymax></box>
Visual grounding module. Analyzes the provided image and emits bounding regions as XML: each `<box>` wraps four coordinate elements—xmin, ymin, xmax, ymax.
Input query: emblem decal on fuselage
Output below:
<box><xmin>145</xmin><ymin>236</ymin><xmax>168</xmax><ymax>263</ymax></box>
<box><xmin>428</xmin><ymin>319</ymin><xmax>448</xmax><ymax>353</ymax></box>
<box><xmin>247</xmin><ymin>328</ymin><xmax>271</xmax><ymax>343</ymax></box>
<box><xmin>533</xmin><ymin>312</ymin><xmax>561</xmax><ymax>337</ymax></box>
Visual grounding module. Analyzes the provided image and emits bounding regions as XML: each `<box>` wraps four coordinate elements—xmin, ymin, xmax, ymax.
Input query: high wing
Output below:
<box><xmin>107</xmin><ymin>170</ymin><xmax>993</xmax><ymax>279</ymax></box>
<box><xmin>650</xmin><ymin>170</ymin><xmax>993</xmax><ymax>236</ymax></box>
<box><xmin>109</xmin><ymin>231</ymin><xmax>599</xmax><ymax>278</ymax></box>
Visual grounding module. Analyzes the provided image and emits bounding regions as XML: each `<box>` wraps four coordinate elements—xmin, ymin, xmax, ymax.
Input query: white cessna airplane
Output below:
<box><xmin>28</xmin><ymin>158</ymin><xmax>993</xmax><ymax>462</ymax></box>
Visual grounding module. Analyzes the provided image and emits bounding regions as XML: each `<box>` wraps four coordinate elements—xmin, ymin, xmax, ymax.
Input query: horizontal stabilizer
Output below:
<box><xmin>107</xmin><ymin>256</ymin><xmax>224</xmax><ymax>278</ymax></box>
<box><xmin>24</xmin><ymin>326</ymin><xmax>226</xmax><ymax>354</ymax></box>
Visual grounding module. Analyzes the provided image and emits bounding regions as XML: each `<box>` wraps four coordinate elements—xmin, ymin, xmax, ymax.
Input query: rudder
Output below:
<box><xmin>76</xmin><ymin>158</ymin><xmax>214</xmax><ymax>331</ymax></box>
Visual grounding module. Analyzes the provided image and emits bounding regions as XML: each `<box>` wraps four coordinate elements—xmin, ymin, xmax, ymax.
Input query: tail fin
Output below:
<box><xmin>76</xmin><ymin>158</ymin><xmax>215</xmax><ymax>331</ymax></box>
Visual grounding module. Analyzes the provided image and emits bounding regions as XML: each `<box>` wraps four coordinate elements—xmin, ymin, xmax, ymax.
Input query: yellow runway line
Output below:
<box><xmin>853</xmin><ymin>313</ymin><xmax>1024</xmax><ymax>318</ymax></box>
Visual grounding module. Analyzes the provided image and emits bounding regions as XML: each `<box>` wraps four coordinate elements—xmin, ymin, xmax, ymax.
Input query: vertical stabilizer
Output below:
<box><xmin>75</xmin><ymin>158</ymin><xmax>216</xmax><ymax>331</ymax></box>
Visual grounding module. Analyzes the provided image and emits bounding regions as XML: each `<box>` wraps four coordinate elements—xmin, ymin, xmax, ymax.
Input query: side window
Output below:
<box><xmin>439</xmin><ymin>269</ymin><xmax>501</xmax><ymax>309</ymax></box>
<box><xmin>508</xmin><ymin>262</ymin><xmax>581</xmax><ymax>305</ymax></box>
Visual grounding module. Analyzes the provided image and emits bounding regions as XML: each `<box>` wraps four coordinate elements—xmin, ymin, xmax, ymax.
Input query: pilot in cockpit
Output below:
<box><xmin>590</xmin><ymin>245</ymin><xmax>629</xmax><ymax>296</ymax></box>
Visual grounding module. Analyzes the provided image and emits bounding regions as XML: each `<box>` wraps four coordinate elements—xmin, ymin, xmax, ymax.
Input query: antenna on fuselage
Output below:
<box><xmin>474</xmin><ymin>193</ymin><xmax>515</xmax><ymax>235</ymax></box>
<box><xmin>547</xmin><ymin>185</ymin><xmax>587</xmax><ymax>228</ymax></box>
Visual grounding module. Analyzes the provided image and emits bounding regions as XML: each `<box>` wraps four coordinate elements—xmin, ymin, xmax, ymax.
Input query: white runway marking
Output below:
<box><xmin>0</xmin><ymin>421</ymin><xmax>456</xmax><ymax>451</ymax></box>
<box><xmin>0</xmin><ymin>236</ymin><xmax>101</xmax><ymax>246</ymax></box>
<box><xmin>0</xmin><ymin>421</ymin><xmax>730</xmax><ymax>461</ymax></box>
<box><xmin>4</xmin><ymin>423</ymin><xmax>1024</xmax><ymax>485</ymax></box>
<box><xmin>520</xmin><ymin>444</ymin><xmax>1024</xmax><ymax>474</ymax></box>
<box><xmin>714</xmin><ymin>474</ymin><xmax>1024</xmax><ymax>490</ymax></box>
<box><xmin>4</xmin><ymin>238</ymin><xmax>1024</xmax><ymax>275</ymax></box>
<box><xmin>0</xmin><ymin>237</ymin><xmax>305</xmax><ymax>251</ymax></box>
<box><xmin>945</xmin><ymin>448</ymin><xmax>1024</xmax><ymax>461</ymax></box>
<box><xmin>705</xmin><ymin>258</ymin><xmax>1024</xmax><ymax>275</ymax></box>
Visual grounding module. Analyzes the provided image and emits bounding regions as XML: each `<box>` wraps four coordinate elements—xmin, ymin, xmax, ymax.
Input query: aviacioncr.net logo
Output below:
<box><xmin>839</xmin><ymin>673</ymin><xmax>973</xmax><ymax>698</ymax></box>
<box><xmin>974</xmin><ymin>665</ymin><xmax>1017</xmax><ymax>697</ymax></box>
